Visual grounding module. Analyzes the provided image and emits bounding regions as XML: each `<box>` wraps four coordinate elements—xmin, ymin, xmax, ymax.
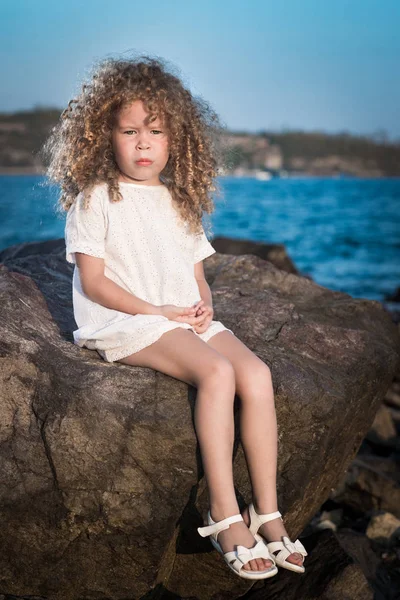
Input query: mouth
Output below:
<box><xmin>136</xmin><ymin>159</ymin><xmax>153</xmax><ymax>166</ymax></box>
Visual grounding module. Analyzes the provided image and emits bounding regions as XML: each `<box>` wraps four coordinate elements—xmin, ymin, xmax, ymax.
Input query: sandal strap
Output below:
<box><xmin>197</xmin><ymin>513</ymin><xmax>243</xmax><ymax>538</ymax></box>
<box><xmin>248</xmin><ymin>503</ymin><xmax>282</xmax><ymax>536</ymax></box>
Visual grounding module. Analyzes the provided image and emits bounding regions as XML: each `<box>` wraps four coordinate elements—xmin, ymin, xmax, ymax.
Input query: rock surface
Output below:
<box><xmin>366</xmin><ymin>512</ymin><xmax>400</xmax><ymax>547</ymax></box>
<box><xmin>331</xmin><ymin>454</ymin><xmax>400</xmax><ymax>519</ymax></box>
<box><xmin>0</xmin><ymin>238</ymin><xmax>399</xmax><ymax>600</ymax></box>
<box><xmin>241</xmin><ymin>529</ymin><xmax>374</xmax><ymax>600</ymax></box>
<box><xmin>304</xmin><ymin>333</ymin><xmax>400</xmax><ymax>600</ymax></box>
<box><xmin>211</xmin><ymin>236</ymin><xmax>300</xmax><ymax>275</ymax></box>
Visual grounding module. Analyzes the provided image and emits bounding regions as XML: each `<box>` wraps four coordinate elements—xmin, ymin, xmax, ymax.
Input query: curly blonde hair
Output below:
<box><xmin>41</xmin><ymin>54</ymin><xmax>225</xmax><ymax>235</ymax></box>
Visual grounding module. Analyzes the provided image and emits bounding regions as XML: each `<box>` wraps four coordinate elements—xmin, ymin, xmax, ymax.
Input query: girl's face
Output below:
<box><xmin>112</xmin><ymin>100</ymin><xmax>169</xmax><ymax>186</ymax></box>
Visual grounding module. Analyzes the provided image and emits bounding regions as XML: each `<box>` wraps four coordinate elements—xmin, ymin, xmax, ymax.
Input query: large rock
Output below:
<box><xmin>0</xmin><ymin>238</ymin><xmax>399</xmax><ymax>600</ymax></box>
<box><xmin>211</xmin><ymin>236</ymin><xmax>300</xmax><ymax>275</ymax></box>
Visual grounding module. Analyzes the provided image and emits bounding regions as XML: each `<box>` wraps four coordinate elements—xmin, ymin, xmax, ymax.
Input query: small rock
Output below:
<box><xmin>320</xmin><ymin>508</ymin><xmax>344</xmax><ymax>527</ymax></box>
<box><xmin>331</xmin><ymin>455</ymin><xmax>400</xmax><ymax>518</ymax></box>
<box><xmin>366</xmin><ymin>403</ymin><xmax>399</xmax><ymax>449</ymax></box>
<box><xmin>366</xmin><ymin>512</ymin><xmax>400</xmax><ymax>547</ymax></box>
<box><xmin>316</xmin><ymin>518</ymin><xmax>337</xmax><ymax>531</ymax></box>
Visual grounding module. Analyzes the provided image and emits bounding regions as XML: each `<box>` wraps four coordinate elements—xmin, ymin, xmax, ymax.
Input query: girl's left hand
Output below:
<box><xmin>192</xmin><ymin>302</ymin><xmax>214</xmax><ymax>333</ymax></box>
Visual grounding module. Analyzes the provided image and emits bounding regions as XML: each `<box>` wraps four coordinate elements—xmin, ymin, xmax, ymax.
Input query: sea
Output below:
<box><xmin>0</xmin><ymin>175</ymin><xmax>399</xmax><ymax>308</ymax></box>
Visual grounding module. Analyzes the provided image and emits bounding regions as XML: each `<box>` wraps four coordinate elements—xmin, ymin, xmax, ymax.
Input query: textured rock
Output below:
<box><xmin>240</xmin><ymin>529</ymin><xmax>374</xmax><ymax>600</ymax></box>
<box><xmin>366</xmin><ymin>403</ymin><xmax>399</xmax><ymax>450</ymax></box>
<box><xmin>366</xmin><ymin>512</ymin><xmax>400</xmax><ymax>547</ymax></box>
<box><xmin>385</xmin><ymin>370</ymin><xmax>400</xmax><ymax>408</ymax></box>
<box><xmin>211</xmin><ymin>236</ymin><xmax>300</xmax><ymax>275</ymax></box>
<box><xmin>0</xmin><ymin>238</ymin><xmax>399</xmax><ymax>599</ymax></box>
<box><xmin>331</xmin><ymin>455</ymin><xmax>400</xmax><ymax>519</ymax></box>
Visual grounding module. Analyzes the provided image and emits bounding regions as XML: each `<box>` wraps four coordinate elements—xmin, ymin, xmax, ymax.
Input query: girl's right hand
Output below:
<box><xmin>159</xmin><ymin>301</ymin><xmax>206</xmax><ymax>325</ymax></box>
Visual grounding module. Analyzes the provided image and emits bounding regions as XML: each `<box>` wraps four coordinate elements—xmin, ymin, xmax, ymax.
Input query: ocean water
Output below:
<box><xmin>0</xmin><ymin>175</ymin><xmax>399</xmax><ymax>304</ymax></box>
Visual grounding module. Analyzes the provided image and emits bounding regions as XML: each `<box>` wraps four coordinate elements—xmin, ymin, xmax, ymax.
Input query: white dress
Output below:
<box><xmin>65</xmin><ymin>181</ymin><xmax>234</xmax><ymax>362</ymax></box>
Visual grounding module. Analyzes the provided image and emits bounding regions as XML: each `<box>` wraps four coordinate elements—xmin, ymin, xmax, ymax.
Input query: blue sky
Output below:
<box><xmin>1</xmin><ymin>0</ymin><xmax>399</xmax><ymax>139</ymax></box>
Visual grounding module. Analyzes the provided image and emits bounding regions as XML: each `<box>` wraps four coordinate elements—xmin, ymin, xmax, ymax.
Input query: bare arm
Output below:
<box><xmin>75</xmin><ymin>252</ymin><xmax>161</xmax><ymax>316</ymax></box>
<box><xmin>194</xmin><ymin>260</ymin><xmax>213</xmax><ymax>307</ymax></box>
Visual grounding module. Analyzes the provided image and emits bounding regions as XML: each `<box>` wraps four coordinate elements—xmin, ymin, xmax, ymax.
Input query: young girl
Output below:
<box><xmin>43</xmin><ymin>55</ymin><xmax>307</xmax><ymax>581</ymax></box>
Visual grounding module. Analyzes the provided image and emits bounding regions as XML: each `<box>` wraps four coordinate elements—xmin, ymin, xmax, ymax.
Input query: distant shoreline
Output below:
<box><xmin>0</xmin><ymin>167</ymin><xmax>45</xmax><ymax>175</ymax></box>
<box><xmin>0</xmin><ymin>168</ymin><xmax>398</xmax><ymax>180</ymax></box>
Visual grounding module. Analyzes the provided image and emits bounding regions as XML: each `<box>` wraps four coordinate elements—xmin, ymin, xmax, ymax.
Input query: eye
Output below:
<box><xmin>151</xmin><ymin>130</ymin><xmax>163</xmax><ymax>135</ymax></box>
<box><xmin>123</xmin><ymin>130</ymin><xmax>136</xmax><ymax>135</ymax></box>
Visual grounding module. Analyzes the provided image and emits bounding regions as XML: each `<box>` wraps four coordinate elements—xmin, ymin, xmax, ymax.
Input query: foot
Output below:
<box><xmin>241</xmin><ymin>505</ymin><xmax>304</xmax><ymax>568</ymax></box>
<box><xmin>210</xmin><ymin>510</ymin><xmax>274</xmax><ymax>573</ymax></box>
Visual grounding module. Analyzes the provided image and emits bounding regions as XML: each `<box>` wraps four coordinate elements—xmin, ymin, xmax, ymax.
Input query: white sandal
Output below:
<box><xmin>197</xmin><ymin>511</ymin><xmax>278</xmax><ymax>580</ymax></box>
<box><xmin>247</xmin><ymin>503</ymin><xmax>308</xmax><ymax>573</ymax></box>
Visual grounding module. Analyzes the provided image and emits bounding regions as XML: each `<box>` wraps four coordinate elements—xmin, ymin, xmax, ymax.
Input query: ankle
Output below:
<box><xmin>210</xmin><ymin>502</ymin><xmax>241</xmax><ymax>522</ymax></box>
<box><xmin>252</xmin><ymin>500</ymin><xmax>279</xmax><ymax>515</ymax></box>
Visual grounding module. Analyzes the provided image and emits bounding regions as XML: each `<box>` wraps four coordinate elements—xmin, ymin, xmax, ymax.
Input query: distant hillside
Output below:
<box><xmin>0</xmin><ymin>108</ymin><xmax>61</xmax><ymax>172</ymax></box>
<box><xmin>222</xmin><ymin>130</ymin><xmax>400</xmax><ymax>177</ymax></box>
<box><xmin>0</xmin><ymin>108</ymin><xmax>399</xmax><ymax>177</ymax></box>
<box><xmin>266</xmin><ymin>130</ymin><xmax>400</xmax><ymax>177</ymax></box>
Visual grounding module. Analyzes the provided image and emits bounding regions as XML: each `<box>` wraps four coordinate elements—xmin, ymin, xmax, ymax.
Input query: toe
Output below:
<box><xmin>287</xmin><ymin>552</ymin><xmax>303</xmax><ymax>565</ymax></box>
<box><xmin>249</xmin><ymin>559</ymin><xmax>259</xmax><ymax>571</ymax></box>
<box><xmin>243</xmin><ymin>560</ymin><xmax>252</xmax><ymax>571</ymax></box>
<box><xmin>256</xmin><ymin>558</ymin><xmax>266</xmax><ymax>571</ymax></box>
<box><xmin>263</xmin><ymin>558</ymin><xmax>273</xmax><ymax>569</ymax></box>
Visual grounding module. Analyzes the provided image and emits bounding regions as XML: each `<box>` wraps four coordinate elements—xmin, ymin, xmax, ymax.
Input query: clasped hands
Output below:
<box><xmin>158</xmin><ymin>299</ymin><xmax>213</xmax><ymax>333</ymax></box>
<box><xmin>181</xmin><ymin>299</ymin><xmax>213</xmax><ymax>333</ymax></box>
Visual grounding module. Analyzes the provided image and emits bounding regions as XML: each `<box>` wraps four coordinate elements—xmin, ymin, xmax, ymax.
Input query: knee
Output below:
<box><xmin>238</xmin><ymin>359</ymin><xmax>274</xmax><ymax>397</ymax></box>
<box><xmin>252</xmin><ymin>360</ymin><xmax>273</xmax><ymax>387</ymax></box>
<box><xmin>204</xmin><ymin>356</ymin><xmax>236</xmax><ymax>387</ymax></box>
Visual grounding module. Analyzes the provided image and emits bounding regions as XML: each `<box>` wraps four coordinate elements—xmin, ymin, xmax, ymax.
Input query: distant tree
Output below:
<box><xmin>224</xmin><ymin>146</ymin><xmax>251</xmax><ymax>170</ymax></box>
<box><xmin>371</xmin><ymin>128</ymin><xmax>389</xmax><ymax>144</ymax></box>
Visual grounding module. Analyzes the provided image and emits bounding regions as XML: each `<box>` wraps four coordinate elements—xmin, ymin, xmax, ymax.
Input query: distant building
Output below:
<box><xmin>0</xmin><ymin>122</ymin><xmax>26</xmax><ymax>132</ymax></box>
<box><xmin>222</xmin><ymin>132</ymin><xmax>283</xmax><ymax>171</ymax></box>
<box><xmin>264</xmin><ymin>144</ymin><xmax>283</xmax><ymax>170</ymax></box>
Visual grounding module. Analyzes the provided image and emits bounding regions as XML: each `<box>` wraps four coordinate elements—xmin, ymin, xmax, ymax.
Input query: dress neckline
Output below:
<box><xmin>118</xmin><ymin>181</ymin><xmax>167</xmax><ymax>190</ymax></box>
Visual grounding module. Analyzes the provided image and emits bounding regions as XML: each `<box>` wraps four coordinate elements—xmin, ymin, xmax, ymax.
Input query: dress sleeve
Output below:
<box><xmin>65</xmin><ymin>188</ymin><xmax>108</xmax><ymax>264</ymax></box>
<box><xmin>193</xmin><ymin>225</ymin><xmax>216</xmax><ymax>264</ymax></box>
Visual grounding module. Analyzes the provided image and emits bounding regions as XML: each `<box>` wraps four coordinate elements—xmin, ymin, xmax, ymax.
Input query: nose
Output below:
<box><xmin>136</xmin><ymin>132</ymin><xmax>151</xmax><ymax>150</ymax></box>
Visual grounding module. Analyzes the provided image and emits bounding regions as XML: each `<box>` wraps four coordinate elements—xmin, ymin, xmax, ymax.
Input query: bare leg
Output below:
<box><xmin>117</xmin><ymin>328</ymin><xmax>271</xmax><ymax>572</ymax></box>
<box><xmin>207</xmin><ymin>331</ymin><xmax>304</xmax><ymax>567</ymax></box>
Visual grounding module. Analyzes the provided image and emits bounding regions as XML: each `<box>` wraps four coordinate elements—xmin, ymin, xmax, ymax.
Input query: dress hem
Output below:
<box><xmin>90</xmin><ymin>321</ymin><xmax>234</xmax><ymax>363</ymax></box>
